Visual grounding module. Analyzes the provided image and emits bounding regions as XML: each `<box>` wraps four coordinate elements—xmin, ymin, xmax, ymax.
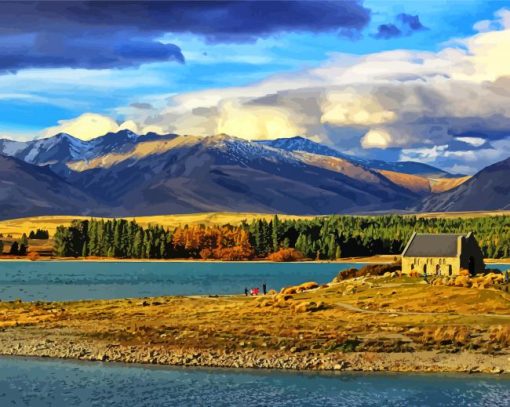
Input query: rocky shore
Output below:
<box><xmin>1</xmin><ymin>329</ymin><xmax>509</xmax><ymax>374</ymax></box>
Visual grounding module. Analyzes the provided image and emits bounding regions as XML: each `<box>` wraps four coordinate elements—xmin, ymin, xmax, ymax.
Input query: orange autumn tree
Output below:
<box><xmin>171</xmin><ymin>224</ymin><xmax>254</xmax><ymax>260</ymax></box>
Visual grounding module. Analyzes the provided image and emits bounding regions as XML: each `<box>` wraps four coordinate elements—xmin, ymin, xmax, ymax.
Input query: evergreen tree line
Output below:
<box><xmin>29</xmin><ymin>229</ymin><xmax>49</xmax><ymax>239</ymax></box>
<box><xmin>53</xmin><ymin>219</ymin><xmax>253</xmax><ymax>260</ymax></box>
<box><xmin>254</xmin><ymin>214</ymin><xmax>510</xmax><ymax>259</ymax></box>
<box><xmin>53</xmin><ymin>215</ymin><xmax>510</xmax><ymax>259</ymax></box>
<box><xmin>0</xmin><ymin>232</ymin><xmax>29</xmax><ymax>255</ymax></box>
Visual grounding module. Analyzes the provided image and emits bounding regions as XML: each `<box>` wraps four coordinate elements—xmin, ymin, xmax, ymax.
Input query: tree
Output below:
<box><xmin>335</xmin><ymin>245</ymin><xmax>342</xmax><ymax>259</ymax></box>
<box><xmin>18</xmin><ymin>243</ymin><xmax>27</xmax><ymax>255</ymax></box>
<box><xmin>9</xmin><ymin>241</ymin><xmax>19</xmax><ymax>255</ymax></box>
<box><xmin>20</xmin><ymin>233</ymin><xmax>29</xmax><ymax>248</ymax></box>
<box><xmin>82</xmin><ymin>242</ymin><xmax>88</xmax><ymax>257</ymax></box>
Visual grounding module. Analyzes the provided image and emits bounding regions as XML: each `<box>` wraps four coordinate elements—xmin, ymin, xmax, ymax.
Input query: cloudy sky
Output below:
<box><xmin>1</xmin><ymin>0</ymin><xmax>509</xmax><ymax>174</ymax></box>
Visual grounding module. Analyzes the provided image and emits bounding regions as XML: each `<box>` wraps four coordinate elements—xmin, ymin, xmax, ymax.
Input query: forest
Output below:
<box><xmin>51</xmin><ymin>215</ymin><xmax>510</xmax><ymax>260</ymax></box>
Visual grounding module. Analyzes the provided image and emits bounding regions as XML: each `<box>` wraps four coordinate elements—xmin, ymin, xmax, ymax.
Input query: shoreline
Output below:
<box><xmin>0</xmin><ymin>255</ymin><xmax>507</xmax><ymax>265</ymax></box>
<box><xmin>0</xmin><ymin>256</ymin><xmax>395</xmax><ymax>264</ymax></box>
<box><xmin>1</xmin><ymin>275</ymin><xmax>508</xmax><ymax>376</ymax></box>
<box><xmin>0</xmin><ymin>336</ymin><xmax>508</xmax><ymax>375</ymax></box>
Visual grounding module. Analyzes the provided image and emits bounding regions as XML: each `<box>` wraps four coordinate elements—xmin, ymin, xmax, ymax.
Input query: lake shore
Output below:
<box><xmin>0</xmin><ymin>336</ymin><xmax>508</xmax><ymax>375</ymax></box>
<box><xmin>0</xmin><ymin>255</ymin><xmax>396</xmax><ymax>264</ymax></box>
<box><xmin>0</xmin><ymin>274</ymin><xmax>509</xmax><ymax>374</ymax></box>
<box><xmin>1</xmin><ymin>254</ymin><xmax>508</xmax><ymax>265</ymax></box>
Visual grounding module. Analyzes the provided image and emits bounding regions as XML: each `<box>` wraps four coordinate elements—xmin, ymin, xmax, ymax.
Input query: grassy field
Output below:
<box><xmin>0</xmin><ymin>213</ymin><xmax>316</xmax><ymax>238</ymax></box>
<box><xmin>1</xmin><ymin>210</ymin><xmax>510</xmax><ymax>239</ymax></box>
<box><xmin>1</xmin><ymin>275</ymin><xmax>509</xmax><ymax>372</ymax></box>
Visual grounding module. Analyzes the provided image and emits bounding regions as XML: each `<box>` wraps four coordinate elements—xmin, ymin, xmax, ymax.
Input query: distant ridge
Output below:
<box><xmin>0</xmin><ymin>131</ymin><xmax>473</xmax><ymax>216</ymax></box>
<box><xmin>418</xmin><ymin>156</ymin><xmax>510</xmax><ymax>212</ymax></box>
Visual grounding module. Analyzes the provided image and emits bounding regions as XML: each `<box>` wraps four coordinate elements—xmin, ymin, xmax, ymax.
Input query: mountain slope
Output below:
<box><xmin>67</xmin><ymin>134</ymin><xmax>419</xmax><ymax>215</ymax></box>
<box><xmin>0</xmin><ymin>131</ymin><xmax>178</xmax><ymax>176</ymax></box>
<box><xmin>418</xmin><ymin>157</ymin><xmax>510</xmax><ymax>212</ymax></box>
<box><xmin>0</xmin><ymin>155</ymin><xmax>100</xmax><ymax>219</ymax></box>
<box><xmin>257</xmin><ymin>136</ymin><xmax>456</xmax><ymax>178</ymax></box>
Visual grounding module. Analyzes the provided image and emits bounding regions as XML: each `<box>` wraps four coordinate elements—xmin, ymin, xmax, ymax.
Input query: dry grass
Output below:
<box><xmin>0</xmin><ymin>213</ymin><xmax>315</xmax><ymax>238</ymax></box>
<box><xmin>3</xmin><ymin>210</ymin><xmax>510</xmax><ymax>240</ymax></box>
<box><xmin>1</xmin><ymin>276</ymin><xmax>509</xmax><ymax>354</ymax></box>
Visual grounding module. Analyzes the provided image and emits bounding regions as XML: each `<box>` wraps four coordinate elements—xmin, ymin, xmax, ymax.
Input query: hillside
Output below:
<box><xmin>0</xmin><ymin>131</ymin><xmax>472</xmax><ymax>217</ymax></box>
<box><xmin>66</xmin><ymin>134</ymin><xmax>419</xmax><ymax>215</ymax></box>
<box><xmin>419</xmin><ymin>157</ymin><xmax>510</xmax><ymax>212</ymax></box>
<box><xmin>0</xmin><ymin>155</ymin><xmax>100</xmax><ymax>219</ymax></box>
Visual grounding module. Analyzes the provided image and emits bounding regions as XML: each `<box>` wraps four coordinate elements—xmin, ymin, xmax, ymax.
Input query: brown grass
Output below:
<box><xmin>1</xmin><ymin>276</ymin><xmax>509</xmax><ymax>354</ymax></box>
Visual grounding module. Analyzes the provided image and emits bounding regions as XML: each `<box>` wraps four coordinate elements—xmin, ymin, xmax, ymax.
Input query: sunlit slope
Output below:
<box><xmin>0</xmin><ymin>213</ymin><xmax>315</xmax><ymax>238</ymax></box>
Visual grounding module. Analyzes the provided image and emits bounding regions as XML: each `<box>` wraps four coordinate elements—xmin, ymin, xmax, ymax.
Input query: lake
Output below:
<box><xmin>0</xmin><ymin>261</ymin><xmax>506</xmax><ymax>302</ymax></box>
<box><xmin>0</xmin><ymin>261</ymin><xmax>356</xmax><ymax>302</ymax></box>
<box><xmin>0</xmin><ymin>357</ymin><xmax>508</xmax><ymax>407</ymax></box>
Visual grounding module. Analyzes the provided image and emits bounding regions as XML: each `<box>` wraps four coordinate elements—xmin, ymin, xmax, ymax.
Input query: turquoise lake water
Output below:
<box><xmin>0</xmin><ymin>261</ymin><xmax>506</xmax><ymax>302</ymax></box>
<box><xmin>0</xmin><ymin>357</ymin><xmax>509</xmax><ymax>406</ymax></box>
<box><xmin>0</xmin><ymin>261</ymin><xmax>356</xmax><ymax>301</ymax></box>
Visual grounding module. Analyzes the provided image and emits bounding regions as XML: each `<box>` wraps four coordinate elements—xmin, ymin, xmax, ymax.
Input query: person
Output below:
<box><xmin>253</xmin><ymin>287</ymin><xmax>259</xmax><ymax>296</ymax></box>
<box><xmin>244</xmin><ymin>287</ymin><xmax>248</xmax><ymax>296</ymax></box>
<box><xmin>249</xmin><ymin>288</ymin><xmax>254</xmax><ymax>296</ymax></box>
<box><xmin>262</xmin><ymin>283</ymin><xmax>267</xmax><ymax>295</ymax></box>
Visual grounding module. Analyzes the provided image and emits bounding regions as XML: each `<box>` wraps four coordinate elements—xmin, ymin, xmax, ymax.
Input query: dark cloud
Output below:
<box><xmin>0</xmin><ymin>1</ymin><xmax>371</xmax><ymax>71</ymax></box>
<box><xmin>373</xmin><ymin>24</ymin><xmax>403</xmax><ymax>40</ymax></box>
<box><xmin>130</xmin><ymin>103</ymin><xmax>154</xmax><ymax>110</ymax></box>
<box><xmin>373</xmin><ymin>13</ymin><xmax>427</xmax><ymax>39</ymax></box>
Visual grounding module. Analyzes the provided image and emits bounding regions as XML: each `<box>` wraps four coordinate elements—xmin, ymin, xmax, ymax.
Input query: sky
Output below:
<box><xmin>0</xmin><ymin>0</ymin><xmax>509</xmax><ymax>174</ymax></box>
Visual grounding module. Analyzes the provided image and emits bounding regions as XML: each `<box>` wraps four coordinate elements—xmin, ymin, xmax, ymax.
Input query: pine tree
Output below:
<box><xmin>335</xmin><ymin>245</ymin><xmax>342</xmax><ymax>259</ymax></box>
<box><xmin>20</xmin><ymin>233</ymin><xmax>29</xmax><ymax>247</ymax></box>
<box><xmin>9</xmin><ymin>241</ymin><xmax>19</xmax><ymax>255</ymax></box>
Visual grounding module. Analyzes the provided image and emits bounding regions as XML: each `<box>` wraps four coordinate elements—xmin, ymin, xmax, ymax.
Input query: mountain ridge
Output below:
<box><xmin>0</xmin><ymin>131</ymin><xmax>484</xmax><ymax>217</ymax></box>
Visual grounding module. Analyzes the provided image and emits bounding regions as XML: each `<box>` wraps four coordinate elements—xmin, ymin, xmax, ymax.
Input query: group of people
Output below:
<box><xmin>244</xmin><ymin>283</ymin><xmax>267</xmax><ymax>296</ymax></box>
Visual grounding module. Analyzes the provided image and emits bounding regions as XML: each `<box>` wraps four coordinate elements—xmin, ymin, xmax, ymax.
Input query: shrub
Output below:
<box><xmin>267</xmin><ymin>248</ymin><xmax>304</xmax><ymax>262</ymax></box>
<box><xmin>27</xmin><ymin>251</ymin><xmax>40</xmax><ymax>261</ymax></box>
<box><xmin>334</xmin><ymin>262</ymin><xmax>401</xmax><ymax>281</ymax></box>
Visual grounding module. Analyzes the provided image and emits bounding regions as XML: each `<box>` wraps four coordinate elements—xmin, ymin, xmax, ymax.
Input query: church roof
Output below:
<box><xmin>402</xmin><ymin>233</ymin><xmax>471</xmax><ymax>258</ymax></box>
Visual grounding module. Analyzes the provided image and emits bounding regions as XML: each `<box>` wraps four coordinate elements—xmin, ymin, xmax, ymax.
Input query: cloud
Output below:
<box><xmin>373</xmin><ymin>13</ymin><xmax>428</xmax><ymax>39</ymax></box>
<box><xmin>0</xmin><ymin>1</ymin><xmax>370</xmax><ymax>72</ymax></box>
<box><xmin>36</xmin><ymin>8</ymin><xmax>510</xmax><ymax>174</ymax></box>
<box><xmin>455</xmin><ymin>137</ymin><xmax>486</xmax><ymax>147</ymax></box>
<box><xmin>360</xmin><ymin>129</ymin><xmax>393</xmax><ymax>149</ymax></box>
<box><xmin>43</xmin><ymin>113</ymin><xmax>124</xmax><ymax>140</ymax></box>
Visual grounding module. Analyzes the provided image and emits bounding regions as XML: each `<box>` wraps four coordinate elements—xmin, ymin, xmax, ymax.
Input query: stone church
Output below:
<box><xmin>401</xmin><ymin>232</ymin><xmax>485</xmax><ymax>276</ymax></box>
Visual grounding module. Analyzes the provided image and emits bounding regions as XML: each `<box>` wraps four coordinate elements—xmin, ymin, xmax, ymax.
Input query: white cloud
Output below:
<box><xmin>115</xmin><ymin>7</ymin><xmax>510</xmax><ymax>157</ymax></box>
<box><xmin>399</xmin><ymin>145</ymin><xmax>449</xmax><ymax>163</ymax></box>
<box><xmin>455</xmin><ymin>137</ymin><xmax>486</xmax><ymax>147</ymax></box>
<box><xmin>43</xmin><ymin>113</ymin><xmax>121</xmax><ymax>140</ymax></box>
<box><xmin>361</xmin><ymin>128</ymin><xmax>393</xmax><ymax>149</ymax></box>
<box><xmin>30</xmin><ymin>7</ymin><xmax>510</xmax><ymax>173</ymax></box>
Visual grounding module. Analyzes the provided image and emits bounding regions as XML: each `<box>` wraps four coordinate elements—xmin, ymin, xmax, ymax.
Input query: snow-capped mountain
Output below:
<box><xmin>0</xmin><ymin>131</ymin><xmax>473</xmax><ymax>217</ymax></box>
<box><xmin>258</xmin><ymin>136</ymin><xmax>456</xmax><ymax>178</ymax></box>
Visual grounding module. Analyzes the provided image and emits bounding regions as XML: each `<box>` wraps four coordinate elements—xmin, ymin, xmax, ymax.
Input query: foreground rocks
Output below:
<box><xmin>1</xmin><ymin>328</ymin><xmax>509</xmax><ymax>374</ymax></box>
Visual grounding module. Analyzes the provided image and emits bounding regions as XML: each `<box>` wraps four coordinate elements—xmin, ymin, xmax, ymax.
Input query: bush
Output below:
<box><xmin>334</xmin><ymin>261</ymin><xmax>401</xmax><ymax>281</ymax></box>
<box><xmin>27</xmin><ymin>251</ymin><xmax>40</xmax><ymax>261</ymax></box>
<box><xmin>267</xmin><ymin>248</ymin><xmax>304</xmax><ymax>262</ymax></box>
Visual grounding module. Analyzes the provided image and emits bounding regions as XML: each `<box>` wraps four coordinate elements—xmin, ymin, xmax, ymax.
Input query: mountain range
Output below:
<box><xmin>0</xmin><ymin>131</ymin><xmax>506</xmax><ymax>218</ymax></box>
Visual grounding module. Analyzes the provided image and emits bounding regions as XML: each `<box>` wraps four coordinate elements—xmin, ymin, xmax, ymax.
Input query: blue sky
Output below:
<box><xmin>0</xmin><ymin>1</ymin><xmax>509</xmax><ymax>173</ymax></box>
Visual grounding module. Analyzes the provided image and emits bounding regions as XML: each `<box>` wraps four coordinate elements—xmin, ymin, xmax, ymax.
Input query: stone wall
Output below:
<box><xmin>402</xmin><ymin>256</ymin><xmax>460</xmax><ymax>276</ymax></box>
